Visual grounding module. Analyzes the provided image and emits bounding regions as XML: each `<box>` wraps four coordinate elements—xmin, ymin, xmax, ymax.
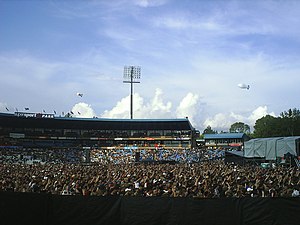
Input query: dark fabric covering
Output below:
<box><xmin>50</xmin><ymin>195</ymin><xmax>121</xmax><ymax>225</ymax></box>
<box><xmin>225</xmin><ymin>151</ymin><xmax>245</xmax><ymax>165</ymax></box>
<box><xmin>1</xmin><ymin>192</ymin><xmax>300</xmax><ymax>225</ymax></box>
<box><xmin>0</xmin><ymin>192</ymin><xmax>49</xmax><ymax>225</ymax></box>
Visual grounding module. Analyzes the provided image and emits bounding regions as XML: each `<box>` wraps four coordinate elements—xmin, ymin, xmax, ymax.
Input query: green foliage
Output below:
<box><xmin>253</xmin><ymin>115</ymin><xmax>278</xmax><ymax>138</ymax></box>
<box><xmin>229</xmin><ymin>122</ymin><xmax>250</xmax><ymax>134</ymax></box>
<box><xmin>253</xmin><ymin>108</ymin><xmax>300</xmax><ymax>138</ymax></box>
<box><xmin>200</xmin><ymin>108</ymin><xmax>300</xmax><ymax>138</ymax></box>
<box><xmin>202</xmin><ymin>125</ymin><xmax>217</xmax><ymax>134</ymax></box>
<box><xmin>280</xmin><ymin>108</ymin><xmax>300</xmax><ymax>118</ymax></box>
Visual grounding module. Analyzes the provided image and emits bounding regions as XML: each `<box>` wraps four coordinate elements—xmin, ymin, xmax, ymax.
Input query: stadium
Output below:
<box><xmin>0</xmin><ymin>111</ymin><xmax>197</xmax><ymax>164</ymax></box>
<box><xmin>2</xmin><ymin>0</ymin><xmax>300</xmax><ymax>224</ymax></box>
<box><xmin>0</xmin><ymin>111</ymin><xmax>194</xmax><ymax>149</ymax></box>
<box><xmin>1</xmin><ymin>111</ymin><xmax>300</xmax><ymax>225</ymax></box>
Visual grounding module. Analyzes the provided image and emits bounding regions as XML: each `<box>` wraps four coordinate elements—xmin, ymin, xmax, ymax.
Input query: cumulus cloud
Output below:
<box><xmin>66</xmin><ymin>90</ymin><xmax>277</xmax><ymax>134</ymax></box>
<box><xmin>203</xmin><ymin>113</ymin><xmax>232</xmax><ymax>131</ymax></box>
<box><xmin>101</xmin><ymin>94</ymin><xmax>136</xmax><ymax>119</ymax></box>
<box><xmin>2</xmin><ymin>84</ymin><xmax>278</xmax><ymax>134</ymax></box>
<box><xmin>101</xmin><ymin>88</ymin><xmax>173</xmax><ymax>119</ymax></box>
<box><xmin>203</xmin><ymin>105</ymin><xmax>276</xmax><ymax>132</ymax></box>
<box><xmin>247</xmin><ymin>106</ymin><xmax>276</xmax><ymax>125</ymax></box>
<box><xmin>72</xmin><ymin>102</ymin><xmax>97</xmax><ymax>118</ymax></box>
<box><xmin>176</xmin><ymin>92</ymin><xmax>199</xmax><ymax>126</ymax></box>
<box><xmin>143</xmin><ymin>88</ymin><xmax>172</xmax><ymax>117</ymax></box>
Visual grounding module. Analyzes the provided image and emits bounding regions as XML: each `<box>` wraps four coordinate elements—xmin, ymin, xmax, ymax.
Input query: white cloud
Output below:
<box><xmin>153</xmin><ymin>15</ymin><xmax>222</xmax><ymax>31</ymax></box>
<box><xmin>203</xmin><ymin>113</ymin><xmax>232</xmax><ymax>131</ymax></box>
<box><xmin>203</xmin><ymin>106</ymin><xmax>276</xmax><ymax>132</ymax></box>
<box><xmin>101</xmin><ymin>94</ymin><xmax>133</xmax><ymax>119</ymax></box>
<box><xmin>147</xmin><ymin>88</ymin><xmax>172</xmax><ymax>114</ymax></box>
<box><xmin>72</xmin><ymin>102</ymin><xmax>97</xmax><ymax>118</ymax></box>
<box><xmin>100</xmin><ymin>89</ymin><xmax>202</xmax><ymax>122</ymax></box>
<box><xmin>101</xmin><ymin>88</ymin><xmax>173</xmax><ymax>119</ymax></box>
<box><xmin>134</xmin><ymin>0</ymin><xmax>168</xmax><ymax>8</ymax></box>
<box><xmin>248</xmin><ymin>106</ymin><xmax>276</xmax><ymax>125</ymax></box>
<box><xmin>176</xmin><ymin>92</ymin><xmax>199</xmax><ymax>126</ymax></box>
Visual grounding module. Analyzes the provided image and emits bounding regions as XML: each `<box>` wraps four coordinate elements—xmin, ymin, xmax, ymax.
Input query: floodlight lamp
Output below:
<box><xmin>122</xmin><ymin>65</ymin><xmax>142</xmax><ymax>119</ymax></box>
<box><xmin>123</xmin><ymin>66</ymin><xmax>141</xmax><ymax>81</ymax></box>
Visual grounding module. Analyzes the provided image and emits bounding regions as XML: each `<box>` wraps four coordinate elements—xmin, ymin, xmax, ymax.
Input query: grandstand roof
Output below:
<box><xmin>204</xmin><ymin>133</ymin><xmax>248</xmax><ymax>139</ymax></box>
<box><xmin>0</xmin><ymin>113</ymin><xmax>193</xmax><ymax>131</ymax></box>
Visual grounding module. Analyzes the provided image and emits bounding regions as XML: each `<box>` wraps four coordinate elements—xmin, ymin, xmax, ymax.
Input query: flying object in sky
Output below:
<box><xmin>238</xmin><ymin>83</ymin><xmax>250</xmax><ymax>90</ymax></box>
<box><xmin>76</xmin><ymin>93</ymin><xmax>83</xmax><ymax>97</ymax></box>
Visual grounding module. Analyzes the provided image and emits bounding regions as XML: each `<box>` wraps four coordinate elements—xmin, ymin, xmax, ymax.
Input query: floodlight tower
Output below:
<box><xmin>123</xmin><ymin>66</ymin><xmax>141</xmax><ymax>119</ymax></box>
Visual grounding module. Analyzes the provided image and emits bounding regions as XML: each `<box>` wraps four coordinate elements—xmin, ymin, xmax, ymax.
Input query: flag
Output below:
<box><xmin>25</xmin><ymin>107</ymin><xmax>29</xmax><ymax>110</ymax></box>
<box><xmin>53</xmin><ymin>110</ymin><xmax>56</xmax><ymax>114</ymax></box>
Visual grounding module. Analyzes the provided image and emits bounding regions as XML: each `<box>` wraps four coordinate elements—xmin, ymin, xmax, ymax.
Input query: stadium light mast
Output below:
<box><xmin>123</xmin><ymin>66</ymin><xmax>141</xmax><ymax>119</ymax></box>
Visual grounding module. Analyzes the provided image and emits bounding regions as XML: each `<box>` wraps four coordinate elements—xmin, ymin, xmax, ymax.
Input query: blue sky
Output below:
<box><xmin>1</xmin><ymin>0</ymin><xmax>300</xmax><ymax>132</ymax></box>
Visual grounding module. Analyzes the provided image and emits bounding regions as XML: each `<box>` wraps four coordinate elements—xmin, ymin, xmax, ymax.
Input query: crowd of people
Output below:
<box><xmin>0</xmin><ymin>147</ymin><xmax>224</xmax><ymax>164</ymax></box>
<box><xmin>0</xmin><ymin>147</ymin><xmax>83</xmax><ymax>164</ymax></box>
<box><xmin>0</xmin><ymin>147</ymin><xmax>299</xmax><ymax>198</ymax></box>
<box><xmin>90</xmin><ymin>148</ymin><xmax>224</xmax><ymax>164</ymax></box>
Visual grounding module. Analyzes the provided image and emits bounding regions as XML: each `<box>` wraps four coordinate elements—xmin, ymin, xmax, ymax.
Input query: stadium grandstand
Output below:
<box><xmin>0</xmin><ymin>112</ymin><xmax>195</xmax><ymax>149</ymax></box>
<box><xmin>0</xmin><ymin>112</ymin><xmax>198</xmax><ymax>163</ymax></box>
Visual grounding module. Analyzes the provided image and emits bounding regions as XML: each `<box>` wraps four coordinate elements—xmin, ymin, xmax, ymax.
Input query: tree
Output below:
<box><xmin>253</xmin><ymin>115</ymin><xmax>281</xmax><ymax>138</ymax></box>
<box><xmin>280</xmin><ymin>108</ymin><xmax>300</xmax><ymax>136</ymax></box>
<box><xmin>229</xmin><ymin>122</ymin><xmax>250</xmax><ymax>134</ymax></box>
<box><xmin>202</xmin><ymin>125</ymin><xmax>217</xmax><ymax>134</ymax></box>
<box><xmin>253</xmin><ymin>108</ymin><xmax>300</xmax><ymax>138</ymax></box>
<box><xmin>280</xmin><ymin>108</ymin><xmax>300</xmax><ymax>118</ymax></box>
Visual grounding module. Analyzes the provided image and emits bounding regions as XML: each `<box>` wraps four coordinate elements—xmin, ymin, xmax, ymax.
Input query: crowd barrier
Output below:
<box><xmin>1</xmin><ymin>192</ymin><xmax>300</xmax><ymax>225</ymax></box>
